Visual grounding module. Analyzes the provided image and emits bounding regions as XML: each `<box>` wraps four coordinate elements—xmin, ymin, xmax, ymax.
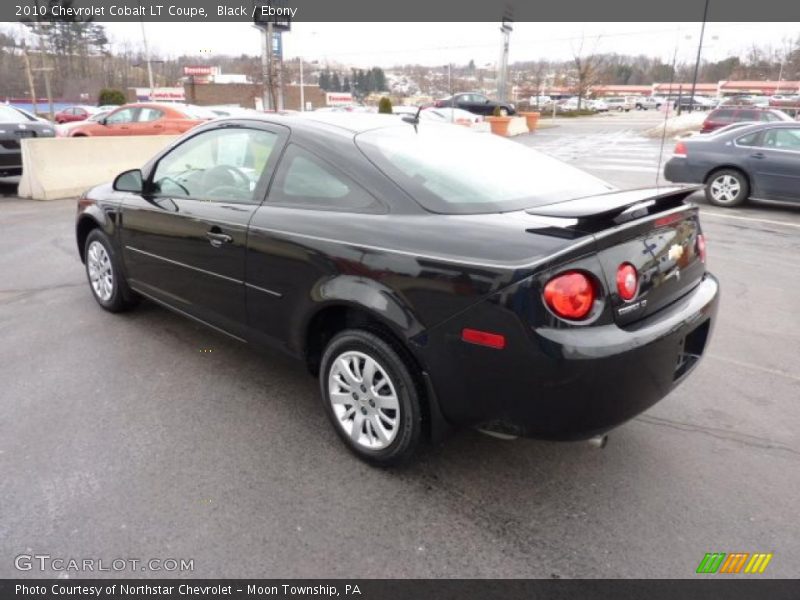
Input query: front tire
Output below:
<box><xmin>705</xmin><ymin>169</ymin><xmax>749</xmax><ymax>207</ymax></box>
<box><xmin>320</xmin><ymin>329</ymin><xmax>422</xmax><ymax>466</ymax></box>
<box><xmin>84</xmin><ymin>229</ymin><xmax>139</xmax><ymax>312</ymax></box>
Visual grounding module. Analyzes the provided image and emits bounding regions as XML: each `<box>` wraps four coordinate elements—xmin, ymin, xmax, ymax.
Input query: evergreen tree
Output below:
<box><xmin>372</xmin><ymin>67</ymin><xmax>386</xmax><ymax>91</ymax></box>
<box><xmin>318</xmin><ymin>70</ymin><xmax>330</xmax><ymax>91</ymax></box>
<box><xmin>331</xmin><ymin>72</ymin><xmax>341</xmax><ymax>92</ymax></box>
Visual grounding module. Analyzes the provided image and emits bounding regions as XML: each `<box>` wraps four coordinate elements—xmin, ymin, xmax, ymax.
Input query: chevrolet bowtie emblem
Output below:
<box><xmin>668</xmin><ymin>243</ymin><xmax>684</xmax><ymax>261</ymax></box>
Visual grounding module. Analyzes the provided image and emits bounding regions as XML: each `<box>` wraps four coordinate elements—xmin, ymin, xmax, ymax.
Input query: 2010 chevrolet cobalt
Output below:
<box><xmin>76</xmin><ymin>114</ymin><xmax>719</xmax><ymax>465</ymax></box>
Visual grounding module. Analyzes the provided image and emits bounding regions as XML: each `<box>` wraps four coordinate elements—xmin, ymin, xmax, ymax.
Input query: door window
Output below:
<box><xmin>267</xmin><ymin>144</ymin><xmax>379</xmax><ymax>212</ymax></box>
<box><xmin>151</xmin><ymin>127</ymin><xmax>279</xmax><ymax>204</ymax></box>
<box><xmin>106</xmin><ymin>108</ymin><xmax>137</xmax><ymax>124</ymax></box>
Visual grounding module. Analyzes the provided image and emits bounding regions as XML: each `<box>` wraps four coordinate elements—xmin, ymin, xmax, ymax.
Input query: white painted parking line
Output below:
<box><xmin>582</xmin><ymin>164</ymin><xmax>659</xmax><ymax>173</ymax></box>
<box><xmin>589</xmin><ymin>157</ymin><xmax>659</xmax><ymax>165</ymax></box>
<box><xmin>699</xmin><ymin>210</ymin><xmax>800</xmax><ymax>229</ymax></box>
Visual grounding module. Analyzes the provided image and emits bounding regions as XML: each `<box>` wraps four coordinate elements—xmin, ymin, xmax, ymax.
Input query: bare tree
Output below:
<box><xmin>571</xmin><ymin>34</ymin><xmax>603</xmax><ymax>110</ymax></box>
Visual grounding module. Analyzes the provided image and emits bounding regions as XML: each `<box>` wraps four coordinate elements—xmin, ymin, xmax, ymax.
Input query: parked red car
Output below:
<box><xmin>701</xmin><ymin>107</ymin><xmax>793</xmax><ymax>133</ymax></box>
<box><xmin>68</xmin><ymin>103</ymin><xmax>215</xmax><ymax>137</ymax></box>
<box><xmin>54</xmin><ymin>105</ymin><xmax>98</xmax><ymax>124</ymax></box>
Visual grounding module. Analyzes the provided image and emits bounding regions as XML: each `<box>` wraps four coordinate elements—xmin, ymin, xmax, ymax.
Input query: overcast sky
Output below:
<box><xmin>101</xmin><ymin>22</ymin><xmax>797</xmax><ymax>68</ymax></box>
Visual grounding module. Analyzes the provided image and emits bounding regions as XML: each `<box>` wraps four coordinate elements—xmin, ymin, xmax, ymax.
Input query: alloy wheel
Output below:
<box><xmin>328</xmin><ymin>350</ymin><xmax>400</xmax><ymax>450</ymax></box>
<box><xmin>87</xmin><ymin>240</ymin><xmax>114</xmax><ymax>301</ymax></box>
<box><xmin>709</xmin><ymin>174</ymin><xmax>741</xmax><ymax>204</ymax></box>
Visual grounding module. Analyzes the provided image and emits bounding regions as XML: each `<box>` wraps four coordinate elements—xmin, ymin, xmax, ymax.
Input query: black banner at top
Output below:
<box><xmin>5</xmin><ymin>0</ymin><xmax>800</xmax><ymax>22</ymax></box>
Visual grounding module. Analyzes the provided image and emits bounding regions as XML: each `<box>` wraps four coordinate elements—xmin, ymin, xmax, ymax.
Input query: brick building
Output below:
<box><xmin>183</xmin><ymin>82</ymin><xmax>326</xmax><ymax>111</ymax></box>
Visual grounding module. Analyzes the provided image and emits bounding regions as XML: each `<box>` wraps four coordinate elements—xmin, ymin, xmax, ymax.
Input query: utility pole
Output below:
<box><xmin>20</xmin><ymin>39</ymin><xmax>38</xmax><ymax>114</ymax></box>
<box><xmin>688</xmin><ymin>0</ymin><xmax>710</xmax><ymax>113</ymax></box>
<box><xmin>32</xmin><ymin>3</ymin><xmax>54</xmax><ymax>120</ymax></box>
<box><xmin>139</xmin><ymin>8</ymin><xmax>155</xmax><ymax>100</ymax></box>
<box><xmin>497</xmin><ymin>10</ymin><xmax>513</xmax><ymax>102</ymax></box>
<box><xmin>299</xmin><ymin>57</ymin><xmax>304</xmax><ymax>111</ymax></box>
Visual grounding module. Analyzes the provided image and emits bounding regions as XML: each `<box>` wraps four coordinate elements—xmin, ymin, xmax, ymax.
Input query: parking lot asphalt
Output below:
<box><xmin>1</xmin><ymin>111</ymin><xmax>799</xmax><ymax>578</ymax></box>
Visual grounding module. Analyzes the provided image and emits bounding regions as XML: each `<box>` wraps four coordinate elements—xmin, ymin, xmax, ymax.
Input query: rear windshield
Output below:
<box><xmin>356</xmin><ymin>124</ymin><xmax>613</xmax><ymax>214</ymax></box>
<box><xmin>176</xmin><ymin>105</ymin><xmax>217</xmax><ymax>120</ymax></box>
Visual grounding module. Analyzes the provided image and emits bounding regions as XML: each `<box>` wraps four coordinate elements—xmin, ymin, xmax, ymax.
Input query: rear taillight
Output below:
<box><xmin>543</xmin><ymin>272</ymin><xmax>595</xmax><ymax>320</ymax></box>
<box><xmin>616</xmin><ymin>263</ymin><xmax>638</xmax><ymax>302</ymax></box>
<box><xmin>696</xmin><ymin>233</ymin><xmax>707</xmax><ymax>263</ymax></box>
<box><xmin>673</xmin><ymin>141</ymin><xmax>687</xmax><ymax>156</ymax></box>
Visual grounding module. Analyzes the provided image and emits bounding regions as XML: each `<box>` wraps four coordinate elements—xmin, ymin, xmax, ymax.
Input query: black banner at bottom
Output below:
<box><xmin>1</xmin><ymin>579</ymin><xmax>799</xmax><ymax>600</ymax></box>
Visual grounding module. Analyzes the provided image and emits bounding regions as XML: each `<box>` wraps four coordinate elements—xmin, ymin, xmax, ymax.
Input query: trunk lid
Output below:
<box><xmin>527</xmin><ymin>186</ymin><xmax>706</xmax><ymax>325</ymax></box>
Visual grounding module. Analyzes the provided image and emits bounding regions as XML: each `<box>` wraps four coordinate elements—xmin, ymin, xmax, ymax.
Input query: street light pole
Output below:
<box><xmin>497</xmin><ymin>12</ymin><xmax>513</xmax><ymax>102</ymax></box>
<box><xmin>688</xmin><ymin>0</ymin><xmax>710</xmax><ymax>113</ymax></box>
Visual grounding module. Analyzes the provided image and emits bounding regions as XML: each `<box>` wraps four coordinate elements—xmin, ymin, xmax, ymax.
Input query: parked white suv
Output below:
<box><xmin>633</xmin><ymin>96</ymin><xmax>661</xmax><ymax>110</ymax></box>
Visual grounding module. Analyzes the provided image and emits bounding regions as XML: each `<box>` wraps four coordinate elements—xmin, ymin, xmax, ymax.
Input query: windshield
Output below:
<box><xmin>0</xmin><ymin>105</ymin><xmax>26</xmax><ymax>122</ymax></box>
<box><xmin>356</xmin><ymin>124</ymin><xmax>613</xmax><ymax>214</ymax></box>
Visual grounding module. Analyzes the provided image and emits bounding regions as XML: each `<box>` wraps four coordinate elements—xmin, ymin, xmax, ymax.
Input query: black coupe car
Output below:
<box><xmin>0</xmin><ymin>104</ymin><xmax>55</xmax><ymax>177</ymax></box>
<box><xmin>664</xmin><ymin>121</ymin><xmax>800</xmax><ymax>207</ymax></box>
<box><xmin>76</xmin><ymin>114</ymin><xmax>718</xmax><ymax>465</ymax></box>
<box><xmin>434</xmin><ymin>92</ymin><xmax>516</xmax><ymax>116</ymax></box>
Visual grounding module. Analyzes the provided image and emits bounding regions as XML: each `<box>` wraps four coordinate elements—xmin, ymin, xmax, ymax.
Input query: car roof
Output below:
<box><xmin>694</xmin><ymin>120</ymin><xmax>799</xmax><ymax>140</ymax></box>
<box><xmin>283</xmin><ymin>112</ymin><xmax>410</xmax><ymax>135</ymax></box>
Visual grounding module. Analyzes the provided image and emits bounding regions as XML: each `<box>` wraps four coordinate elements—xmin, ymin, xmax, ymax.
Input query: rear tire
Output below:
<box><xmin>320</xmin><ymin>329</ymin><xmax>422</xmax><ymax>466</ymax></box>
<box><xmin>84</xmin><ymin>229</ymin><xmax>139</xmax><ymax>312</ymax></box>
<box><xmin>705</xmin><ymin>169</ymin><xmax>749</xmax><ymax>207</ymax></box>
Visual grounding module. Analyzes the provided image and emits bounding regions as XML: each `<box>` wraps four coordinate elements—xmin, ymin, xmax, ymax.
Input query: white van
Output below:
<box><xmin>605</xmin><ymin>97</ymin><xmax>634</xmax><ymax>112</ymax></box>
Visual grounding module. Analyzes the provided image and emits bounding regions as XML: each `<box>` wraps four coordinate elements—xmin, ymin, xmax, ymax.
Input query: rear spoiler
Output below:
<box><xmin>525</xmin><ymin>185</ymin><xmax>701</xmax><ymax>236</ymax></box>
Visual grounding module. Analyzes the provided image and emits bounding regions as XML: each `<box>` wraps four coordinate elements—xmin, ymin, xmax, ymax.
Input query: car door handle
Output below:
<box><xmin>750</xmin><ymin>152</ymin><xmax>766</xmax><ymax>159</ymax></box>
<box><xmin>206</xmin><ymin>230</ymin><xmax>233</xmax><ymax>247</ymax></box>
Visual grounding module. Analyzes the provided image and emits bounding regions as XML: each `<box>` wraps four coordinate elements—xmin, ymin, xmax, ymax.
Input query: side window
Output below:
<box><xmin>106</xmin><ymin>108</ymin><xmax>137</xmax><ymax>124</ymax></box>
<box><xmin>739</xmin><ymin>110</ymin><xmax>758</xmax><ymax>121</ymax></box>
<box><xmin>736</xmin><ymin>131</ymin><xmax>760</xmax><ymax>147</ymax></box>
<box><xmin>151</xmin><ymin>127</ymin><xmax>279</xmax><ymax>204</ymax></box>
<box><xmin>763</xmin><ymin>112</ymin><xmax>781</xmax><ymax>122</ymax></box>
<box><xmin>268</xmin><ymin>144</ymin><xmax>380</xmax><ymax>212</ymax></box>
<box><xmin>763</xmin><ymin>128</ymin><xmax>800</xmax><ymax>149</ymax></box>
<box><xmin>138</xmin><ymin>108</ymin><xmax>164</xmax><ymax>122</ymax></box>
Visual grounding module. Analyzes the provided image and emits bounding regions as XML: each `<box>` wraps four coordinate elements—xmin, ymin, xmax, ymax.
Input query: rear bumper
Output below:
<box><xmin>664</xmin><ymin>158</ymin><xmax>704</xmax><ymax>184</ymax></box>
<box><xmin>420</xmin><ymin>273</ymin><xmax>719</xmax><ymax>439</ymax></box>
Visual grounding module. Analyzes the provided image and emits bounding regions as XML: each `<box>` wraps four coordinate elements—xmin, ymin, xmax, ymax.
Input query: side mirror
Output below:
<box><xmin>99</xmin><ymin>117</ymin><xmax>108</xmax><ymax>126</ymax></box>
<box><xmin>113</xmin><ymin>169</ymin><xmax>144</xmax><ymax>193</ymax></box>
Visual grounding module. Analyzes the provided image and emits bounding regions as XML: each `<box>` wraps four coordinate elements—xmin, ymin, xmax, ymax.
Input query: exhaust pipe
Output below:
<box><xmin>587</xmin><ymin>434</ymin><xmax>608</xmax><ymax>449</ymax></box>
